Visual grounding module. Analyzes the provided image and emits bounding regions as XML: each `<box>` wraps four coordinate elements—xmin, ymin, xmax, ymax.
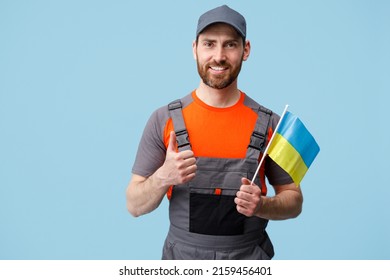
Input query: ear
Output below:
<box><xmin>242</xmin><ymin>40</ymin><xmax>251</xmax><ymax>61</ymax></box>
<box><xmin>192</xmin><ymin>40</ymin><xmax>197</xmax><ymax>60</ymax></box>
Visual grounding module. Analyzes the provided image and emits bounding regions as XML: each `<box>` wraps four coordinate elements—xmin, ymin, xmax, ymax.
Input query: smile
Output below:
<box><xmin>209</xmin><ymin>66</ymin><xmax>228</xmax><ymax>72</ymax></box>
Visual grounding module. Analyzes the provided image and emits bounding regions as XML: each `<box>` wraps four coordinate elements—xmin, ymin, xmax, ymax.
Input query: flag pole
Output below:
<box><xmin>250</xmin><ymin>104</ymin><xmax>290</xmax><ymax>185</ymax></box>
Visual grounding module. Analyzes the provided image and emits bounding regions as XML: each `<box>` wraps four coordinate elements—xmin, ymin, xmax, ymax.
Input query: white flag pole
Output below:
<box><xmin>250</xmin><ymin>104</ymin><xmax>290</xmax><ymax>185</ymax></box>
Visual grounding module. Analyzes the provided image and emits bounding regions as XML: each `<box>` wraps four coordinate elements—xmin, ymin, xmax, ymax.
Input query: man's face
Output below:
<box><xmin>193</xmin><ymin>23</ymin><xmax>250</xmax><ymax>89</ymax></box>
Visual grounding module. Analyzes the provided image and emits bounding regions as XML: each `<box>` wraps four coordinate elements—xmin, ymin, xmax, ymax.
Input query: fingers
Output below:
<box><xmin>235</xmin><ymin>177</ymin><xmax>262</xmax><ymax>217</ymax></box>
<box><xmin>239</xmin><ymin>177</ymin><xmax>259</xmax><ymax>193</ymax></box>
<box><xmin>166</xmin><ymin>131</ymin><xmax>195</xmax><ymax>161</ymax></box>
<box><xmin>177</xmin><ymin>157</ymin><xmax>197</xmax><ymax>181</ymax></box>
<box><xmin>167</xmin><ymin>131</ymin><xmax>177</xmax><ymax>152</ymax></box>
<box><xmin>168</xmin><ymin>160</ymin><xmax>197</xmax><ymax>185</ymax></box>
<box><xmin>160</xmin><ymin>131</ymin><xmax>197</xmax><ymax>186</ymax></box>
<box><xmin>179</xmin><ymin>150</ymin><xmax>196</xmax><ymax>160</ymax></box>
<box><xmin>182</xmin><ymin>165</ymin><xmax>197</xmax><ymax>181</ymax></box>
<box><xmin>167</xmin><ymin>131</ymin><xmax>195</xmax><ymax>159</ymax></box>
<box><xmin>241</xmin><ymin>177</ymin><xmax>251</xmax><ymax>185</ymax></box>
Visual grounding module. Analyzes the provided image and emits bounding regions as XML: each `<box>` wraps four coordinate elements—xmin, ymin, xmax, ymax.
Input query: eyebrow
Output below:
<box><xmin>200</xmin><ymin>38</ymin><xmax>240</xmax><ymax>44</ymax></box>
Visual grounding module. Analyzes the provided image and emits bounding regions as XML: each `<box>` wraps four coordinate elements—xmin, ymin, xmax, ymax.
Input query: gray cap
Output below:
<box><xmin>196</xmin><ymin>5</ymin><xmax>246</xmax><ymax>39</ymax></box>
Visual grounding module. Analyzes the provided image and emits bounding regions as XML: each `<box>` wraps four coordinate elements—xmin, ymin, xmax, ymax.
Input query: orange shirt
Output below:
<box><xmin>163</xmin><ymin>91</ymin><xmax>258</xmax><ymax>158</ymax></box>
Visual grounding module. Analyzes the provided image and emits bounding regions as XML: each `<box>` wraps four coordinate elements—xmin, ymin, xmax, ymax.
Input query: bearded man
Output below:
<box><xmin>126</xmin><ymin>5</ymin><xmax>303</xmax><ymax>260</ymax></box>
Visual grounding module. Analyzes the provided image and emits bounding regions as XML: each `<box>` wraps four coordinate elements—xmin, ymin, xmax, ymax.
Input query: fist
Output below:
<box><xmin>235</xmin><ymin>177</ymin><xmax>262</xmax><ymax>217</ymax></box>
<box><xmin>158</xmin><ymin>131</ymin><xmax>197</xmax><ymax>186</ymax></box>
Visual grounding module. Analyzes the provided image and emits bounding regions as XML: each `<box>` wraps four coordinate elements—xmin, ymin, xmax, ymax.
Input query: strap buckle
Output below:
<box><xmin>168</xmin><ymin>99</ymin><xmax>191</xmax><ymax>150</ymax></box>
<box><xmin>168</xmin><ymin>100</ymin><xmax>182</xmax><ymax>111</ymax></box>
<box><xmin>248</xmin><ymin>131</ymin><xmax>266</xmax><ymax>152</ymax></box>
<box><xmin>175</xmin><ymin>129</ymin><xmax>191</xmax><ymax>149</ymax></box>
<box><xmin>258</xmin><ymin>106</ymin><xmax>272</xmax><ymax>116</ymax></box>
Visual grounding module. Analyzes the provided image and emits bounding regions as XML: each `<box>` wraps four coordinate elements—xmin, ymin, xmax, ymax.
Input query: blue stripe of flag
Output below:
<box><xmin>276</xmin><ymin>111</ymin><xmax>320</xmax><ymax>168</ymax></box>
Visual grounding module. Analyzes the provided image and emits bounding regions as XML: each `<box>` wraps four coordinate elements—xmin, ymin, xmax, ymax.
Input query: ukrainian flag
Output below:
<box><xmin>268</xmin><ymin>111</ymin><xmax>320</xmax><ymax>185</ymax></box>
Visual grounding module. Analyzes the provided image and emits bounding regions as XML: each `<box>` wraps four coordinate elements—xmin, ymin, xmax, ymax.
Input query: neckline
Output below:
<box><xmin>191</xmin><ymin>90</ymin><xmax>245</xmax><ymax>112</ymax></box>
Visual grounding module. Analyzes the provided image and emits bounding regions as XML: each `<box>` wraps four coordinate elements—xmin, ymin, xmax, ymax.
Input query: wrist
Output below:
<box><xmin>254</xmin><ymin>195</ymin><xmax>268</xmax><ymax>219</ymax></box>
<box><xmin>153</xmin><ymin>168</ymin><xmax>172</xmax><ymax>191</ymax></box>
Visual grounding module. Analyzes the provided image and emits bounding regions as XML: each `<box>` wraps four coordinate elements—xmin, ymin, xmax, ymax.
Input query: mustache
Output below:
<box><xmin>206</xmin><ymin>61</ymin><xmax>231</xmax><ymax>68</ymax></box>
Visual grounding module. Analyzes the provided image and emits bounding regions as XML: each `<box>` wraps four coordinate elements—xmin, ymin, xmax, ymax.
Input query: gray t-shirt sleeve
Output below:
<box><xmin>264</xmin><ymin>112</ymin><xmax>294</xmax><ymax>186</ymax></box>
<box><xmin>265</xmin><ymin>157</ymin><xmax>293</xmax><ymax>185</ymax></box>
<box><xmin>131</xmin><ymin>107</ymin><xmax>169</xmax><ymax>178</ymax></box>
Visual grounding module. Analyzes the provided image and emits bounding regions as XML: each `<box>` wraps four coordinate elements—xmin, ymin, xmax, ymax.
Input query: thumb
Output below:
<box><xmin>241</xmin><ymin>177</ymin><xmax>252</xmax><ymax>185</ymax></box>
<box><xmin>167</xmin><ymin>131</ymin><xmax>177</xmax><ymax>152</ymax></box>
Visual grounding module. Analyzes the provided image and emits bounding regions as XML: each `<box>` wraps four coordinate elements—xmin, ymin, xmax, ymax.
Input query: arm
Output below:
<box><xmin>126</xmin><ymin>131</ymin><xmax>197</xmax><ymax>217</ymax></box>
<box><xmin>235</xmin><ymin>178</ymin><xmax>303</xmax><ymax>220</ymax></box>
<box><xmin>126</xmin><ymin>173</ymin><xmax>170</xmax><ymax>218</ymax></box>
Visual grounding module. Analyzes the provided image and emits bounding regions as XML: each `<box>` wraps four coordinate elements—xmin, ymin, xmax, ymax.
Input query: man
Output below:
<box><xmin>126</xmin><ymin>5</ymin><xmax>303</xmax><ymax>260</ymax></box>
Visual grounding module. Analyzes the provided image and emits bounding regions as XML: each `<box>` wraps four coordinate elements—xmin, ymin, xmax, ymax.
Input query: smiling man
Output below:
<box><xmin>126</xmin><ymin>5</ymin><xmax>303</xmax><ymax>260</ymax></box>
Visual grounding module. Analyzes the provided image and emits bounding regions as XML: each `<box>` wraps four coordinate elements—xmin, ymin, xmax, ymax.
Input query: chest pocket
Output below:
<box><xmin>189</xmin><ymin>165</ymin><xmax>248</xmax><ymax>235</ymax></box>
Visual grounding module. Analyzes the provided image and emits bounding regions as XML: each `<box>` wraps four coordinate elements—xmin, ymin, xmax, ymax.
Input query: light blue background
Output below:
<box><xmin>1</xmin><ymin>0</ymin><xmax>389</xmax><ymax>260</ymax></box>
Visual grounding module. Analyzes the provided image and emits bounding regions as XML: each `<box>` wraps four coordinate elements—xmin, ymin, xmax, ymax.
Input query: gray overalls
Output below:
<box><xmin>162</xmin><ymin>98</ymin><xmax>274</xmax><ymax>260</ymax></box>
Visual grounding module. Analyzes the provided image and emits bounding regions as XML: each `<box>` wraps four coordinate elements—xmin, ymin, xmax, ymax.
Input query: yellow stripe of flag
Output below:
<box><xmin>268</xmin><ymin>133</ymin><xmax>309</xmax><ymax>185</ymax></box>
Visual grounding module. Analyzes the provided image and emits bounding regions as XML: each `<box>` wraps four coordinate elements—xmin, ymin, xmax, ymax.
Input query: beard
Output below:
<box><xmin>196</xmin><ymin>57</ymin><xmax>244</xmax><ymax>90</ymax></box>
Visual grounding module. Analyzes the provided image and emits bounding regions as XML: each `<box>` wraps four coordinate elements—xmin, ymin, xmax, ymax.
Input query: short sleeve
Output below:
<box><xmin>265</xmin><ymin>157</ymin><xmax>294</xmax><ymax>185</ymax></box>
<box><xmin>131</xmin><ymin>107</ymin><xmax>170</xmax><ymax>177</ymax></box>
<box><xmin>264</xmin><ymin>112</ymin><xmax>294</xmax><ymax>186</ymax></box>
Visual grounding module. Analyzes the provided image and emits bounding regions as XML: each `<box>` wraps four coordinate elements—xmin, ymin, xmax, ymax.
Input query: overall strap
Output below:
<box><xmin>246</xmin><ymin>105</ymin><xmax>272</xmax><ymax>160</ymax></box>
<box><xmin>168</xmin><ymin>99</ymin><xmax>192</xmax><ymax>152</ymax></box>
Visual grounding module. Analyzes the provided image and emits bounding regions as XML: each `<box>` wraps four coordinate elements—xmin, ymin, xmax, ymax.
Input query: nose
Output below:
<box><xmin>213</xmin><ymin>45</ymin><xmax>227</xmax><ymax>63</ymax></box>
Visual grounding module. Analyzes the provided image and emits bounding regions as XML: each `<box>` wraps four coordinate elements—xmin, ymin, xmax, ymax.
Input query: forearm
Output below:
<box><xmin>126</xmin><ymin>171</ymin><xmax>170</xmax><ymax>217</ymax></box>
<box><xmin>256</xmin><ymin>188</ymin><xmax>303</xmax><ymax>220</ymax></box>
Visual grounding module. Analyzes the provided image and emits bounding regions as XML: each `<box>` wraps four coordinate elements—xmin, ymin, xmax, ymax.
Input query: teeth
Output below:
<box><xmin>211</xmin><ymin>66</ymin><xmax>226</xmax><ymax>71</ymax></box>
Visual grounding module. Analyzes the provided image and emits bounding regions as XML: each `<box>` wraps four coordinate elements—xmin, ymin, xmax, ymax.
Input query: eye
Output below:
<box><xmin>203</xmin><ymin>41</ymin><xmax>214</xmax><ymax>48</ymax></box>
<box><xmin>225</xmin><ymin>42</ymin><xmax>238</xmax><ymax>49</ymax></box>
